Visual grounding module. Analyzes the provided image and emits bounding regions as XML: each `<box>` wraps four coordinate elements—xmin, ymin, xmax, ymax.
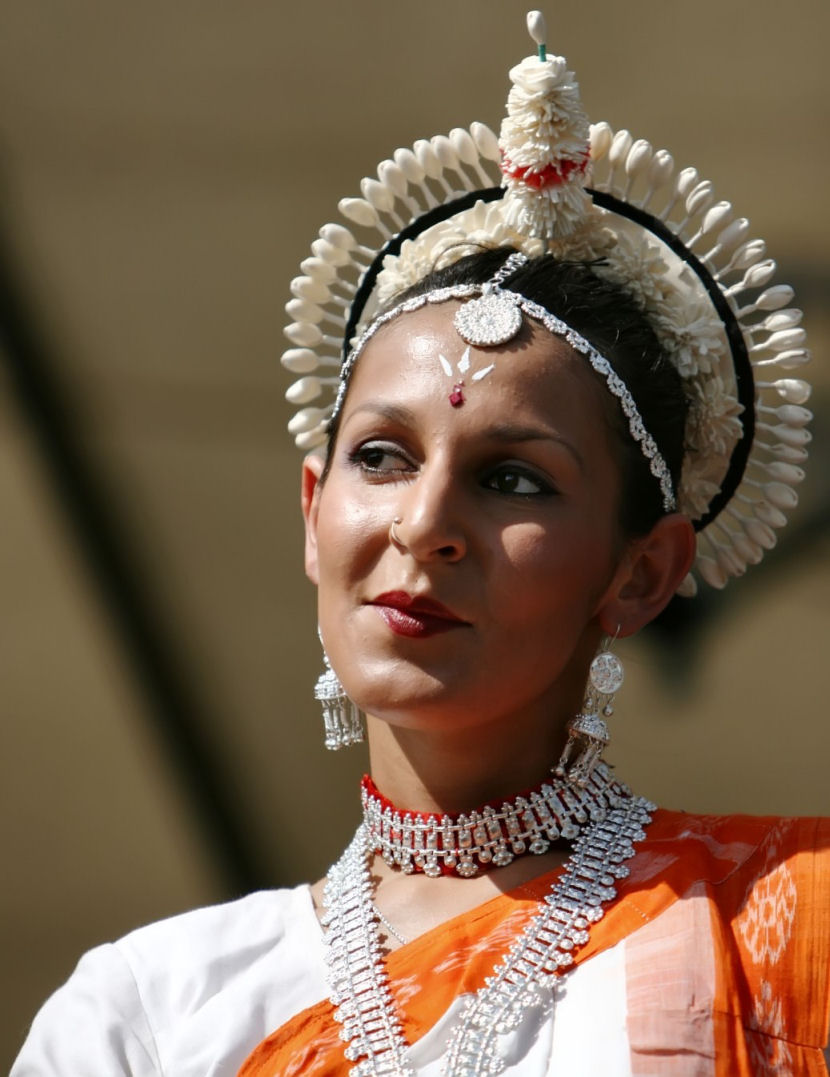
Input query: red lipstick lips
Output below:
<box><xmin>369</xmin><ymin>591</ymin><xmax>469</xmax><ymax>639</ymax></box>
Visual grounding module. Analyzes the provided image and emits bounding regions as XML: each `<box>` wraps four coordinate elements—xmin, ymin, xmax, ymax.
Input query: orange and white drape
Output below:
<box><xmin>239</xmin><ymin>811</ymin><xmax>830</xmax><ymax>1076</ymax></box>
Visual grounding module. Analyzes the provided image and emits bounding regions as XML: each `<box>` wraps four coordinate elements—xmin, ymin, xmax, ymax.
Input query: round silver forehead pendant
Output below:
<box><xmin>453</xmin><ymin>285</ymin><xmax>523</xmax><ymax>348</ymax></box>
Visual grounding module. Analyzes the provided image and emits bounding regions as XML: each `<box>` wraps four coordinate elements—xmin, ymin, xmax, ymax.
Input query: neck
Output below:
<box><xmin>364</xmin><ymin>702</ymin><xmax>573</xmax><ymax>814</ymax></box>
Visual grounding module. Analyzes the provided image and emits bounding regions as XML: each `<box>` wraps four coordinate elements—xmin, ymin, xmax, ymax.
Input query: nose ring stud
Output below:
<box><xmin>389</xmin><ymin>516</ymin><xmax>404</xmax><ymax>547</ymax></box>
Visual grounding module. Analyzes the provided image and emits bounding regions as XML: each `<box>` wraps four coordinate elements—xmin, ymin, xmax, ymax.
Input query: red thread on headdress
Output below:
<box><xmin>501</xmin><ymin>151</ymin><xmax>589</xmax><ymax>189</ymax></box>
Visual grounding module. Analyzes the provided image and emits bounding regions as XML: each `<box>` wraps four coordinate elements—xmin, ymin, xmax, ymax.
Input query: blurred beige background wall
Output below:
<box><xmin>1</xmin><ymin>1</ymin><xmax>828</xmax><ymax>1066</ymax></box>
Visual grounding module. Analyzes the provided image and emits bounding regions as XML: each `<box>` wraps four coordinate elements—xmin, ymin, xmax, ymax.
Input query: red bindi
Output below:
<box><xmin>449</xmin><ymin>382</ymin><xmax>465</xmax><ymax>407</ymax></box>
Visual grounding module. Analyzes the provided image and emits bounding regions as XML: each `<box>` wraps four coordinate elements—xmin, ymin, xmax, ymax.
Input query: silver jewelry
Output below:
<box><xmin>453</xmin><ymin>252</ymin><xmax>527</xmax><ymax>347</ymax></box>
<box><xmin>556</xmin><ymin>634</ymin><xmax>625</xmax><ymax>785</ymax></box>
<box><xmin>389</xmin><ymin>515</ymin><xmax>404</xmax><ymax>547</ymax></box>
<box><xmin>372</xmin><ymin>902</ymin><xmax>410</xmax><ymax>947</ymax></box>
<box><xmin>322</xmin><ymin>776</ymin><xmax>654</xmax><ymax>1077</ymax></box>
<box><xmin>282</xmin><ymin>12</ymin><xmax>811</xmax><ymax>593</ymax></box>
<box><xmin>361</xmin><ymin>764</ymin><xmax>631</xmax><ymax>877</ymax></box>
<box><xmin>314</xmin><ymin>643</ymin><xmax>363</xmax><ymax>750</ymax></box>
<box><xmin>335</xmin><ymin>271</ymin><xmax>676</xmax><ymax>514</ymax></box>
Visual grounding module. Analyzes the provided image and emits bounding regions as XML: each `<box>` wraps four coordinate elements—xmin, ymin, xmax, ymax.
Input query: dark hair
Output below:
<box><xmin>325</xmin><ymin>247</ymin><xmax>688</xmax><ymax>537</ymax></box>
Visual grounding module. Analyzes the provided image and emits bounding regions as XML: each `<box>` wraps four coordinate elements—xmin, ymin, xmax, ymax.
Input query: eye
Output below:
<box><xmin>348</xmin><ymin>441</ymin><xmax>415</xmax><ymax>476</ymax></box>
<box><xmin>483</xmin><ymin>464</ymin><xmax>554</xmax><ymax>497</ymax></box>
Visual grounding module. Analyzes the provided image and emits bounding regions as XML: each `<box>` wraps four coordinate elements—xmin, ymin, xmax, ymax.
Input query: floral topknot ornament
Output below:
<box><xmin>499</xmin><ymin>11</ymin><xmax>592</xmax><ymax>239</ymax></box>
<box><xmin>281</xmin><ymin>10</ymin><xmax>812</xmax><ymax>596</ymax></box>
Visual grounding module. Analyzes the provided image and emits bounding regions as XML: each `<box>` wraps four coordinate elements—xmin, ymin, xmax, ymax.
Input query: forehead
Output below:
<box><xmin>344</xmin><ymin>301</ymin><xmax>610</xmax><ymax>427</ymax></box>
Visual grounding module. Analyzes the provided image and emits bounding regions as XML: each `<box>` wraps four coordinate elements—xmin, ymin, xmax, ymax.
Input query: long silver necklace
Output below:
<box><xmin>322</xmin><ymin>769</ymin><xmax>654</xmax><ymax>1077</ymax></box>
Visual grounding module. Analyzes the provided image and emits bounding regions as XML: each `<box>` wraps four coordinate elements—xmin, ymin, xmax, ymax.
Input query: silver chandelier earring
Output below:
<box><xmin>556</xmin><ymin>627</ymin><xmax>624</xmax><ymax>785</ymax></box>
<box><xmin>314</xmin><ymin>632</ymin><xmax>363</xmax><ymax>750</ymax></box>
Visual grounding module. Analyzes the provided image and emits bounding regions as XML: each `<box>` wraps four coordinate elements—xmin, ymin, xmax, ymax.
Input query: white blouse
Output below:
<box><xmin>11</xmin><ymin>884</ymin><xmax>651</xmax><ymax>1077</ymax></box>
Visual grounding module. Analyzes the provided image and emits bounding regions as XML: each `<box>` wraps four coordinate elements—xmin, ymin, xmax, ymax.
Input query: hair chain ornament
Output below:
<box><xmin>335</xmin><ymin>263</ymin><xmax>677</xmax><ymax>512</ymax></box>
<box><xmin>361</xmin><ymin>763</ymin><xmax>631</xmax><ymax>877</ymax></box>
<box><xmin>323</xmin><ymin>773</ymin><xmax>654</xmax><ymax>1077</ymax></box>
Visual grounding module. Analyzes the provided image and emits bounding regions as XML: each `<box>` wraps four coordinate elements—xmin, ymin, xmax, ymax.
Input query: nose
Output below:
<box><xmin>391</xmin><ymin>466</ymin><xmax>467</xmax><ymax>563</ymax></box>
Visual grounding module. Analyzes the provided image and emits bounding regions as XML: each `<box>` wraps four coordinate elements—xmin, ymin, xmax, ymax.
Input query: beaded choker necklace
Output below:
<box><xmin>324</xmin><ymin>767</ymin><xmax>654</xmax><ymax>1077</ymax></box>
<box><xmin>361</xmin><ymin>765</ymin><xmax>631</xmax><ymax>878</ymax></box>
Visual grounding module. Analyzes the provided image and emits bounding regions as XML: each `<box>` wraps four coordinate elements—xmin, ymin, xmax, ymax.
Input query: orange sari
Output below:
<box><xmin>239</xmin><ymin>810</ymin><xmax>830</xmax><ymax>1076</ymax></box>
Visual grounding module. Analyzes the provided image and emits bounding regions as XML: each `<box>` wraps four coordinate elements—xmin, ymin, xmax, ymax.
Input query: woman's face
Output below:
<box><xmin>303</xmin><ymin>302</ymin><xmax>638</xmax><ymax>734</ymax></box>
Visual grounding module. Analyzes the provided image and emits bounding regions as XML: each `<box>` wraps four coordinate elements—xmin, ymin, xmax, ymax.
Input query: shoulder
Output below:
<box><xmin>115</xmin><ymin>883</ymin><xmax>316</xmax><ymax>976</ymax></box>
<box><xmin>12</xmin><ymin>886</ymin><xmax>326</xmax><ymax>1077</ymax></box>
<box><xmin>620</xmin><ymin>810</ymin><xmax>830</xmax><ymax>1062</ymax></box>
<box><xmin>629</xmin><ymin>808</ymin><xmax>830</xmax><ymax>926</ymax></box>
<box><xmin>646</xmin><ymin>807</ymin><xmax>830</xmax><ymax>878</ymax></box>
<box><xmin>640</xmin><ymin>809</ymin><xmax>830</xmax><ymax>967</ymax></box>
<box><xmin>112</xmin><ymin>883</ymin><xmax>326</xmax><ymax>1032</ymax></box>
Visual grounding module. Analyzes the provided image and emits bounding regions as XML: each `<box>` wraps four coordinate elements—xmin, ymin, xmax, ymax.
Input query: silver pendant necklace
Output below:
<box><xmin>322</xmin><ymin>769</ymin><xmax>654</xmax><ymax>1077</ymax></box>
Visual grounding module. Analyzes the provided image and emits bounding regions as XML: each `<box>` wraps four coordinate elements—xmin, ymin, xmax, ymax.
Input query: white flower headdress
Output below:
<box><xmin>282</xmin><ymin>11</ymin><xmax>811</xmax><ymax>595</ymax></box>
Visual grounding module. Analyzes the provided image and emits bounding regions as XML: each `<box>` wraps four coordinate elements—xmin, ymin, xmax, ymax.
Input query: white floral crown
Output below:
<box><xmin>282</xmin><ymin>11</ymin><xmax>811</xmax><ymax>595</ymax></box>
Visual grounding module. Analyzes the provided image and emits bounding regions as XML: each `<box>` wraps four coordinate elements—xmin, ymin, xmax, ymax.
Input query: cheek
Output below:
<box><xmin>315</xmin><ymin>485</ymin><xmax>384</xmax><ymax>586</ymax></box>
<box><xmin>495</xmin><ymin>522</ymin><xmax>615</xmax><ymax>621</ymax></box>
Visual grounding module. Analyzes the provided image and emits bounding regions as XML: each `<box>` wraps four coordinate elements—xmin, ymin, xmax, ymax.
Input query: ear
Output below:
<box><xmin>301</xmin><ymin>452</ymin><xmax>326</xmax><ymax>585</ymax></box>
<box><xmin>598</xmin><ymin>514</ymin><xmax>697</xmax><ymax>637</ymax></box>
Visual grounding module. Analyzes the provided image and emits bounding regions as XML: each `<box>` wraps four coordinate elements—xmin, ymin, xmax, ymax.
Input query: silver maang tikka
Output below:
<box><xmin>556</xmin><ymin>632</ymin><xmax>624</xmax><ymax>785</ymax></box>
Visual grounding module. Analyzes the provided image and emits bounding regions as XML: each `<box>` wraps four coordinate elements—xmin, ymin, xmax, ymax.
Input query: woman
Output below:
<box><xmin>13</xmin><ymin>11</ymin><xmax>829</xmax><ymax>1076</ymax></box>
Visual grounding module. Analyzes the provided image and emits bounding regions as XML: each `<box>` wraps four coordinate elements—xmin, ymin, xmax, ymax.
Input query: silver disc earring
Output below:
<box><xmin>556</xmin><ymin>630</ymin><xmax>624</xmax><ymax>785</ymax></box>
<box><xmin>314</xmin><ymin>636</ymin><xmax>363</xmax><ymax>750</ymax></box>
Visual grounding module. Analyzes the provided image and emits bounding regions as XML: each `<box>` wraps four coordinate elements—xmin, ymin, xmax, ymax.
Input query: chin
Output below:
<box><xmin>356</xmin><ymin>683</ymin><xmax>518</xmax><ymax>736</ymax></box>
<box><xmin>352</xmin><ymin>675</ymin><xmax>461</xmax><ymax>726</ymax></box>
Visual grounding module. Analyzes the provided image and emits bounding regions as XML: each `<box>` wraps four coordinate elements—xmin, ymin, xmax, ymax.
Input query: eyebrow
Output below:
<box><xmin>345</xmin><ymin>402</ymin><xmax>417</xmax><ymax>425</ymax></box>
<box><xmin>344</xmin><ymin>403</ymin><xmax>584</xmax><ymax>471</ymax></box>
<box><xmin>483</xmin><ymin>423</ymin><xmax>584</xmax><ymax>470</ymax></box>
